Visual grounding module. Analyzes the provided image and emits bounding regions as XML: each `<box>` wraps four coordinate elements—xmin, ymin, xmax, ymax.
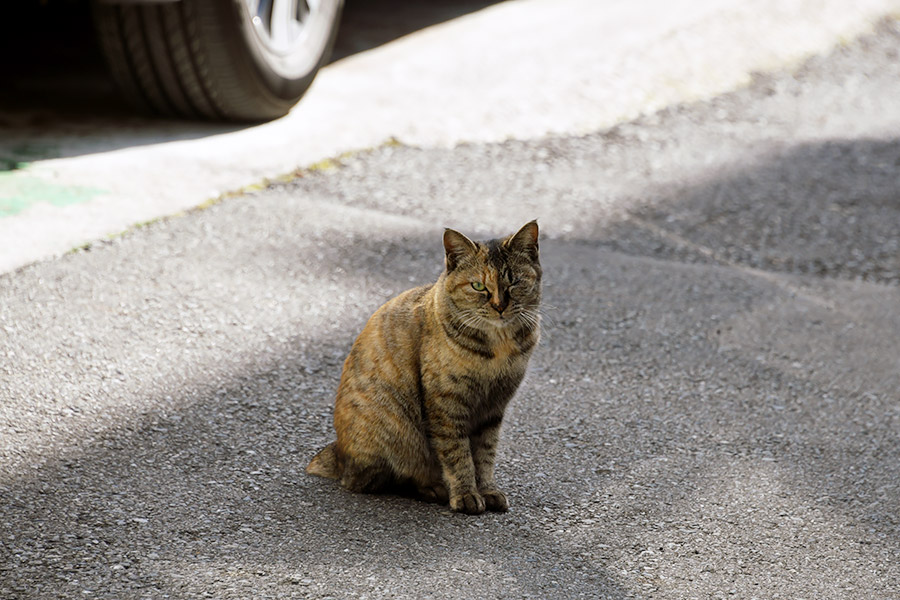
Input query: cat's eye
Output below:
<box><xmin>471</xmin><ymin>281</ymin><xmax>486</xmax><ymax>292</ymax></box>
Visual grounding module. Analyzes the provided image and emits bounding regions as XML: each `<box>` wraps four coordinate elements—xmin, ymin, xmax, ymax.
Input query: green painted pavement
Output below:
<box><xmin>0</xmin><ymin>170</ymin><xmax>107</xmax><ymax>218</ymax></box>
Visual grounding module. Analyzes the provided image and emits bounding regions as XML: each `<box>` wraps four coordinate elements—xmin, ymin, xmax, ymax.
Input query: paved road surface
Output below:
<box><xmin>2</xmin><ymin>16</ymin><xmax>900</xmax><ymax>600</ymax></box>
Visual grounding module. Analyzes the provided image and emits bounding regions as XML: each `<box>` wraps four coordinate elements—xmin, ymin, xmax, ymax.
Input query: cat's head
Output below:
<box><xmin>441</xmin><ymin>221</ymin><xmax>542</xmax><ymax>330</ymax></box>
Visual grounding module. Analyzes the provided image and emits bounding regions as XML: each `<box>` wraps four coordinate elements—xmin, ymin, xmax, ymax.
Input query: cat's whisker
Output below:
<box><xmin>510</xmin><ymin>309</ymin><xmax>542</xmax><ymax>336</ymax></box>
<box><xmin>514</xmin><ymin>312</ymin><xmax>537</xmax><ymax>331</ymax></box>
<box><xmin>459</xmin><ymin>310</ymin><xmax>486</xmax><ymax>332</ymax></box>
<box><xmin>518</xmin><ymin>307</ymin><xmax>541</xmax><ymax>321</ymax></box>
<box><xmin>515</xmin><ymin>307</ymin><xmax>551</xmax><ymax>342</ymax></box>
<box><xmin>525</xmin><ymin>306</ymin><xmax>556</xmax><ymax>328</ymax></box>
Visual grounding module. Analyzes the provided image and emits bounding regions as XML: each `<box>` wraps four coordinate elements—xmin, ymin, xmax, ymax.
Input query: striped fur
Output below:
<box><xmin>307</xmin><ymin>221</ymin><xmax>542</xmax><ymax>514</ymax></box>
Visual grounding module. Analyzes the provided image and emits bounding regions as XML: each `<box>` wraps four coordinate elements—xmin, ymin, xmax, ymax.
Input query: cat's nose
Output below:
<box><xmin>490</xmin><ymin>291</ymin><xmax>510</xmax><ymax>315</ymax></box>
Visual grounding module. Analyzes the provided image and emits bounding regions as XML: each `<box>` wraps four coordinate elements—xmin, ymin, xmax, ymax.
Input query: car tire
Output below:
<box><xmin>92</xmin><ymin>0</ymin><xmax>343</xmax><ymax>121</ymax></box>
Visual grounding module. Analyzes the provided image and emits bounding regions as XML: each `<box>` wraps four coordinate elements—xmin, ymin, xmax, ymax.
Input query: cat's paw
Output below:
<box><xmin>480</xmin><ymin>489</ymin><xmax>509</xmax><ymax>512</ymax></box>
<box><xmin>417</xmin><ymin>483</ymin><xmax>449</xmax><ymax>504</ymax></box>
<box><xmin>450</xmin><ymin>491</ymin><xmax>486</xmax><ymax>515</ymax></box>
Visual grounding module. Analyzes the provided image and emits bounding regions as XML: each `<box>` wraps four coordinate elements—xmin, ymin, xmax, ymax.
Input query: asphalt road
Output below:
<box><xmin>2</xmin><ymin>18</ymin><xmax>900</xmax><ymax>600</ymax></box>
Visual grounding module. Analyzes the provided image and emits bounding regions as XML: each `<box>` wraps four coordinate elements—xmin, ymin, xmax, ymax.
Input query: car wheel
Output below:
<box><xmin>92</xmin><ymin>0</ymin><xmax>343</xmax><ymax>121</ymax></box>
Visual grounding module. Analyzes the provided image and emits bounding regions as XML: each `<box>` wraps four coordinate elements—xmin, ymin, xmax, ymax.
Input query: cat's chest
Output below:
<box><xmin>469</xmin><ymin>336</ymin><xmax>532</xmax><ymax>389</ymax></box>
<box><xmin>426</xmin><ymin>319</ymin><xmax>536</xmax><ymax>386</ymax></box>
<box><xmin>488</xmin><ymin>327</ymin><xmax>537</xmax><ymax>365</ymax></box>
<box><xmin>491</xmin><ymin>336</ymin><xmax>520</xmax><ymax>362</ymax></box>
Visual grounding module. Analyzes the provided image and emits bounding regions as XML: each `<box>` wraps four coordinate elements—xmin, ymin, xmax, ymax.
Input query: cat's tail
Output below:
<box><xmin>306</xmin><ymin>442</ymin><xmax>341</xmax><ymax>479</ymax></box>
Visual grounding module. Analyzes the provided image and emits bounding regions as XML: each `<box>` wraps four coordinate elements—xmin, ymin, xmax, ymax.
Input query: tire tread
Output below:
<box><xmin>92</xmin><ymin>0</ymin><xmax>342</xmax><ymax>121</ymax></box>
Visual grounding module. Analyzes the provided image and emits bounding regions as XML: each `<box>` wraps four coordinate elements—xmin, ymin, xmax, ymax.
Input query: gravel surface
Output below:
<box><xmin>2</xmin><ymin>19</ymin><xmax>899</xmax><ymax>600</ymax></box>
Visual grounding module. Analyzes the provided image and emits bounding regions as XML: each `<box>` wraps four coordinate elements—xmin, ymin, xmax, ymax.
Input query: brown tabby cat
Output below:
<box><xmin>307</xmin><ymin>221</ymin><xmax>542</xmax><ymax>514</ymax></box>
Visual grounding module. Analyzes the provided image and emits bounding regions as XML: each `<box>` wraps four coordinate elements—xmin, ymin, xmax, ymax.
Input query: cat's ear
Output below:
<box><xmin>443</xmin><ymin>228</ymin><xmax>478</xmax><ymax>271</ymax></box>
<box><xmin>504</xmin><ymin>220</ymin><xmax>539</xmax><ymax>260</ymax></box>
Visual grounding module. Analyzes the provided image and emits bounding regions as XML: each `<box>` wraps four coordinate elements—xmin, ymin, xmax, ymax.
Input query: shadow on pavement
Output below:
<box><xmin>0</xmin><ymin>241</ymin><xmax>628</xmax><ymax>598</ymax></box>
<box><xmin>332</xmin><ymin>0</ymin><xmax>507</xmax><ymax>62</ymax></box>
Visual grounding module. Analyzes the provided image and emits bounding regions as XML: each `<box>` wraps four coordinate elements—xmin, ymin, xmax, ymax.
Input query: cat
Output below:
<box><xmin>307</xmin><ymin>221</ymin><xmax>542</xmax><ymax>514</ymax></box>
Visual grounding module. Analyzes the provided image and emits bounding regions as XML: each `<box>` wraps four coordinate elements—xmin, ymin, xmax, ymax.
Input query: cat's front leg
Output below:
<box><xmin>471</xmin><ymin>415</ymin><xmax>509</xmax><ymax>512</ymax></box>
<box><xmin>434</xmin><ymin>436</ymin><xmax>485</xmax><ymax>514</ymax></box>
<box><xmin>426</xmin><ymin>407</ymin><xmax>485</xmax><ymax>514</ymax></box>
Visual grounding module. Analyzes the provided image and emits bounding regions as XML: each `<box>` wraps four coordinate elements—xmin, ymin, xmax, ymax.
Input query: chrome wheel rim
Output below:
<box><xmin>242</xmin><ymin>0</ymin><xmax>335</xmax><ymax>78</ymax></box>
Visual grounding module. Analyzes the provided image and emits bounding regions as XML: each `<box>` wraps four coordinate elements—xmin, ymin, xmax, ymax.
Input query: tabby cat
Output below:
<box><xmin>307</xmin><ymin>221</ymin><xmax>542</xmax><ymax>514</ymax></box>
